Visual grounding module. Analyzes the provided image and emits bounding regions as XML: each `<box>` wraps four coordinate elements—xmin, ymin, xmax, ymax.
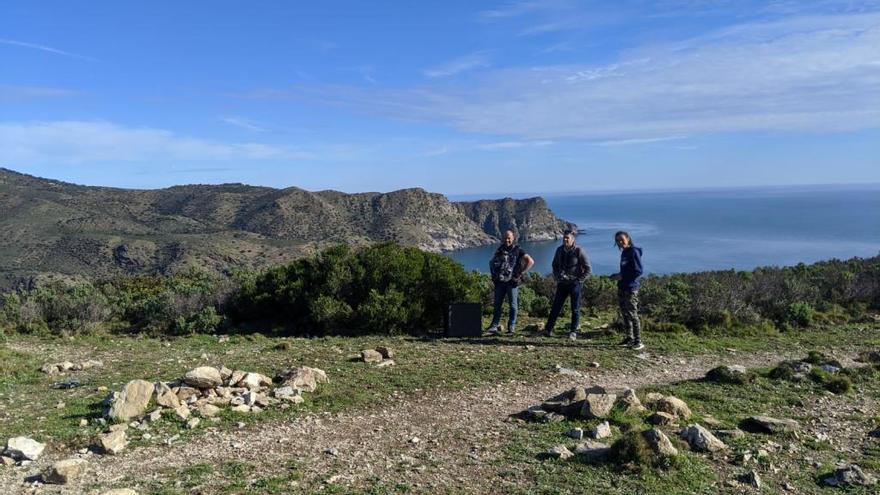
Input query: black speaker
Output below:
<box><xmin>445</xmin><ymin>303</ymin><xmax>482</xmax><ymax>337</ymax></box>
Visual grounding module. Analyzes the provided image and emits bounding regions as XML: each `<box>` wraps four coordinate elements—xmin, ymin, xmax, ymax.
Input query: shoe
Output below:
<box><xmin>618</xmin><ymin>337</ymin><xmax>633</xmax><ymax>347</ymax></box>
<box><xmin>535</xmin><ymin>329</ymin><xmax>552</xmax><ymax>337</ymax></box>
<box><xmin>630</xmin><ymin>342</ymin><xmax>645</xmax><ymax>350</ymax></box>
<box><xmin>506</xmin><ymin>328</ymin><xmax>516</xmax><ymax>335</ymax></box>
<box><xmin>568</xmin><ymin>332</ymin><xmax>577</xmax><ymax>341</ymax></box>
<box><xmin>485</xmin><ymin>325</ymin><xmax>500</xmax><ymax>335</ymax></box>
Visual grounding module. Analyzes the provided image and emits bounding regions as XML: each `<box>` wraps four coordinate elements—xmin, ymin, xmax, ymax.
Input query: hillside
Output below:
<box><xmin>0</xmin><ymin>168</ymin><xmax>574</xmax><ymax>286</ymax></box>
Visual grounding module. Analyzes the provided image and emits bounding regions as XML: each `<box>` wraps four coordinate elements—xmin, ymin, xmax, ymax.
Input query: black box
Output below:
<box><xmin>445</xmin><ymin>303</ymin><xmax>482</xmax><ymax>337</ymax></box>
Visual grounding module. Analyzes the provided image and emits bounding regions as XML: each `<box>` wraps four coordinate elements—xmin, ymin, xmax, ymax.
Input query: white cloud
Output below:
<box><xmin>423</xmin><ymin>52</ymin><xmax>490</xmax><ymax>78</ymax></box>
<box><xmin>0</xmin><ymin>121</ymin><xmax>315</xmax><ymax>165</ymax></box>
<box><xmin>0</xmin><ymin>38</ymin><xmax>98</xmax><ymax>62</ymax></box>
<box><xmin>322</xmin><ymin>12</ymin><xmax>880</xmax><ymax>140</ymax></box>
<box><xmin>221</xmin><ymin>116</ymin><xmax>266</xmax><ymax>132</ymax></box>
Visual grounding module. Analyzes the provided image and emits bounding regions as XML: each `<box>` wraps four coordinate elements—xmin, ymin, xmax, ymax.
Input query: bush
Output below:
<box><xmin>786</xmin><ymin>302</ymin><xmax>815</xmax><ymax>327</ymax></box>
<box><xmin>824</xmin><ymin>376</ymin><xmax>852</xmax><ymax>394</ymax></box>
<box><xmin>706</xmin><ymin>365</ymin><xmax>756</xmax><ymax>385</ymax></box>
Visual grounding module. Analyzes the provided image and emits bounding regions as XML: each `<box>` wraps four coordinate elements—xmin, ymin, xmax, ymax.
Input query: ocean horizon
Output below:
<box><xmin>446</xmin><ymin>184</ymin><xmax>880</xmax><ymax>276</ymax></box>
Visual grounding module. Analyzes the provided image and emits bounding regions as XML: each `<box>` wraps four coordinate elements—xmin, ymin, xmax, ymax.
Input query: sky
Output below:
<box><xmin>1</xmin><ymin>0</ymin><xmax>879</xmax><ymax>195</ymax></box>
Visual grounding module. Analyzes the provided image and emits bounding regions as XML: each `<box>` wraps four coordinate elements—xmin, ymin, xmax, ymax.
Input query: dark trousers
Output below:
<box><xmin>545</xmin><ymin>281</ymin><xmax>582</xmax><ymax>332</ymax></box>
<box><xmin>618</xmin><ymin>288</ymin><xmax>641</xmax><ymax>343</ymax></box>
<box><xmin>490</xmin><ymin>281</ymin><xmax>519</xmax><ymax>330</ymax></box>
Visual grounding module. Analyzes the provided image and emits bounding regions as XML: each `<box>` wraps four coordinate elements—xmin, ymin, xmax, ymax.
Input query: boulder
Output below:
<box><xmin>580</xmin><ymin>393</ymin><xmax>617</xmax><ymax>419</ymax></box>
<box><xmin>643</xmin><ymin>428</ymin><xmax>678</xmax><ymax>457</ymax></box>
<box><xmin>361</xmin><ymin>349</ymin><xmax>383</xmax><ymax>363</ymax></box>
<box><xmin>823</xmin><ymin>465</ymin><xmax>877</xmax><ymax>487</ymax></box>
<box><xmin>108</xmin><ymin>380</ymin><xmax>154</xmax><ymax>422</ymax></box>
<box><xmin>275</xmin><ymin>367</ymin><xmax>328</xmax><ymax>393</ymax></box>
<box><xmin>228</xmin><ymin>370</ymin><xmax>246</xmax><ymax>387</ymax></box>
<box><xmin>542</xmin><ymin>386</ymin><xmax>587</xmax><ymax>417</ymax></box>
<box><xmin>616</xmin><ymin>388</ymin><xmax>646</xmax><ymax>413</ymax></box>
<box><xmin>5</xmin><ymin>436</ymin><xmax>46</xmax><ymax>461</ymax></box>
<box><xmin>648</xmin><ymin>412</ymin><xmax>678</xmax><ymax>426</ymax></box>
<box><xmin>184</xmin><ymin>367</ymin><xmax>222</xmax><ymax>389</ymax></box>
<box><xmin>240</xmin><ymin>372</ymin><xmax>272</xmax><ymax>390</ymax></box>
<box><xmin>546</xmin><ymin>445</ymin><xmax>573</xmax><ymax>460</ymax></box>
<box><xmin>154</xmin><ymin>382</ymin><xmax>181</xmax><ymax>409</ymax></box>
<box><xmin>376</xmin><ymin>346</ymin><xmax>394</xmax><ymax>359</ymax></box>
<box><xmin>44</xmin><ymin>458</ymin><xmax>87</xmax><ymax>484</ymax></box>
<box><xmin>574</xmin><ymin>441</ymin><xmax>611</xmax><ymax>462</ymax></box>
<box><xmin>100</xmin><ymin>430</ymin><xmax>128</xmax><ymax>455</ymax></box>
<box><xmin>655</xmin><ymin>396</ymin><xmax>692</xmax><ymax>420</ymax></box>
<box><xmin>680</xmin><ymin>424</ymin><xmax>727</xmax><ymax>452</ymax></box>
<box><xmin>740</xmin><ymin>416</ymin><xmax>800</xmax><ymax>434</ymax></box>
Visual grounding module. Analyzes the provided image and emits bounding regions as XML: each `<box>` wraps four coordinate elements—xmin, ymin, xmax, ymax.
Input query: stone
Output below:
<box><xmin>554</xmin><ymin>365</ymin><xmax>583</xmax><ymax>377</ymax></box>
<box><xmin>275</xmin><ymin>367</ymin><xmax>329</xmax><ymax>392</ymax></box>
<box><xmin>101</xmin><ymin>490</ymin><xmax>140</xmax><ymax>495</ymax></box>
<box><xmin>643</xmin><ymin>428</ymin><xmax>678</xmax><ymax>457</ymax></box>
<box><xmin>644</xmin><ymin>392</ymin><xmax>665</xmax><ymax>406</ymax></box>
<box><xmin>216</xmin><ymin>365</ymin><xmax>233</xmax><ymax>382</ymax></box>
<box><xmin>81</xmin><ymin>359</ymin><xmax>103</xmax><ymax>370</ymax></box>
<box><xmin>1</xmin><ymin>455</ymin><xmax>15</xmax><ymax>466</ymax></box>
<box><xmin>655</xmin><ymin>396</ymin><xmax>692</xmax><ymax>420</ymax></box>
<box><xmin>580</xmin><ymin>393</ymin><xmax>617</xmax><ymax>419</ymax></box>
<box><xmin>376</xmin><ymin>360</ymin><xmax>395</xmax><ymax>368</ymax></box>
<box><xmin>591</xmin><ymin>421</ymin><xmax>612</xmax><ymax>439</ymax></box>
<box><xmin>4</xmin><ymin>436</ymin><xmax>46</xmax><ymax>461</ymax></box>
<box><xmin>184</xmin><ymin>366</ymin><xmax>223</xmax><ymax>389</ymax></box>
<box><xmin>716</xmin><ymin>429</ymin><xmax>746</xmax><ymax>440</ymax></box>
<box><xmin>739</xmin><ymin>470</ymin><xmax>762</xmax><ymax>488</ymax></box>
<box><xmin>100</xmin><ymin>430</ymin><xmax>128</xmax><ymax>455</ymax></box>
<box><xmin>701</xmin><ymin>415</ymin><xmax>724</xmax><ymax>428</ymax></box>
<box><xmin>574</xmin><ymin>441</ymin><xmax>611</xmax><ymax>462</ymax></box>
<box><xmin>43</xmin><ymin>458</ymin><xmax>87</xmax><ymax>484</ymax></box>
<box><xmin>648</xmin><ymin>412</ymin><xmax>678</xmax><ymax>426</ymax></box>
<box><xmin>546</xmin><ymin>445</ymin><xmax>573</xmax><ymax>460</ymax></box>
<box><xmin>566</xmin><ymin>428</ymin><xmax>584</xmax><ymax>440</ymax></box>
<box><xmin>272</xmin><ymin>386</ymin><xmax>299</xmax><ymax>400</ymax></box>
<box><xmin>542</xmin><ymin>386</ymin><xmax>587</xmax><ymax>417</ymax></box>
<box><xmin>824</xmin><ymin>465</ymin><xmax>876</xmax><ymax>487</ymax></box>
<box><xmin>616</xmin><ymin>388</ymin><xmax>646</xmax><ymax>413</ymax></box>
<box><xmin>173</xmin><ymin>405</ymin><xmax>191</xmax><ymax>420</ymax></box>
<box><xmin>40</xmin><ymin>363</ymin><xmax>61</xmax><ymax>374</ymax></box>
<box><xmin>197</xmin><ymin>404</ymin><xmax>220</xmax><ymax>418</ymax></box>
<box><xmin>361</xmin><ymin>349</ymin><xmax>383</xmax><ymax>363</ymax></box>
<box><xmin>146</xmin><ymin>409</ymin><xmax>163</xmax><ymax>423</ymax></box>
<box><xmin>59</xmin><ymin>361</ymin><xmax>75</xmax><ymax>371</ymax></box>
<box><xmin>108</xmin><ymin>423</ymin><xmax>128</xmax><ymax>432</ymax></box>
<box><xmin>79</xmin><ymin>419</ymin><xmax>89</xmax><ymax>427</ymax></box>
<box><xmin>186</xmin><ymin>418</ymin><xmax>201</xmax><ymax>429</ymax></box>
<box><xmin>376</xmin><ymin>346</ymin><xmax>394</xmax><ymax>359</ymax></box>
<box><xmin>680</xmin><ymin>424</ymin><xmax>727</xmax><ymax>452</ymax></box>
<box><xmin>231</xmin><ymin>404</ymin><xmax>251</xmax><ymax>413</ymax></box>
<box><xmin>154</xmin><ymin>382</ymin><xmax>181</xmax><ymax>409</ymax></box>
<box><xmin>741</xmin><ymin>416</ymin><xmax>800</xmax><ymax>434</ymax></box>
<box><xmin>175</xmin><ymin>386</ymin><xmax>200</xmax><ymax>402</ymax></box>
<box><xmin>108</xmin><ymin>380</ymin><xmax>154</xmax><ymax>421</ymax></box>
<box><xmin>229</xmin><ymin>370</ymin><xmax>246</xmax><ymax>387</ymax></box>
<box><xmin>240</xmin><ymin>372</ymin><xmax>272</xmax><ymax>390</ymax></box>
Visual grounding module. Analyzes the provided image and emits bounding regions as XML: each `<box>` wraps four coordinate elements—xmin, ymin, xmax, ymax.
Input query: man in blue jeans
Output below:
<box><xmin>541</xmin><ymin>230</ymin><xmax>591</xmax><ymax>340</ymax></box>
<box><xmin>486</xmin><ymin>230</ymin><xmax>534</xmax><ymax>335</ymax></box>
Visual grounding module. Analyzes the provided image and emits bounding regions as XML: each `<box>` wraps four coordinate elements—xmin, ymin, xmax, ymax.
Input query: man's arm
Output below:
<box><xmin>523</xmin><ymin>254</ymin><xmax>535</xmax><ymax>273</ymax></box>
<box><xmin>578</xmin><ymin>248</ymin><xmax>592</xmax><ymax>279</ymax></box>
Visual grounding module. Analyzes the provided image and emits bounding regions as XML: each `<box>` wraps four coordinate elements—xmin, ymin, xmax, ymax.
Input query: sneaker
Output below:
<box><xmin>618</xmin><ymin>337</ymin><xmax>633</xmax><ymax>347</ymax></box>
<box><xmin>568</xmin><ymin>332</ymin><xmax>577</xmax><ymax>341</ymax></box>
<box><xmin>485</xmin><ymin>325</ymin><xmax>500</xmax><ymax>335</ymax></box>
<box><xmin>506</xmin><ymin>327</ymin><xmax>516</xmax><ymax>335</ymax></box>
<box><xmin>630</xmin><ymin>342</ymin><xmax>645</xmax><ymax>350</ymax></box>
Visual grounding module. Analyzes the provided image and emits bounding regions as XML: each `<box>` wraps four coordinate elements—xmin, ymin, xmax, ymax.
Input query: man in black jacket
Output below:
<box><xmin>542</xmin><ymin>230</ymin><xmax>591</xmax><ymax>340</ymax></box>
<box><xmin>487</xmin><ymin>230</ymin><xmax>534</xmax><ymax>335</ymax></box>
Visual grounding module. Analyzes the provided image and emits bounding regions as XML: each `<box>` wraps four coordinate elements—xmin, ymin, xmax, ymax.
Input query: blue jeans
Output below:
<box><xmin>545</xmin><ymin>281</ymin><xmax>582</xmax><ymax>332</ymax></box>
<box><xmin>490</xmin><ymin>281</ymin><xmax>519</xmax><ymax>330</ymax></box>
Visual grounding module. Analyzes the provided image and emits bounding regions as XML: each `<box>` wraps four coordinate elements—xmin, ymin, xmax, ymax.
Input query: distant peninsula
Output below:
<box><xmin>0</xmin><ymin>168</ymin><xmax>575</xmax><ymax>286</ymax></box>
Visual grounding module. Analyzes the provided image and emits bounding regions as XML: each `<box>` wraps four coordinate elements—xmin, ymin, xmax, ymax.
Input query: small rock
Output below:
<box><xmin>172</xmin><ymin>405</ymin><xmax>191</xmax><ymax>420</ymax></box>
<box><xmin>197</xmin><ymin>404</ymin><xmax>221</xmax><ymax>418</ymax></box>
<box><xmin>186</xmin><ymin>418</ymin><xmax>200</xmax><ymax>429</ymax></box>
<box><xmin>565</xmin><ymin>428</ymin><xmax>584</xmax><ymax>440</ymax></box>
<box><xmin>580</xmin><ymin>393</ymin><xmax>617</xmax><ymax>419</ymax></box>
<box><xmin>79</xmin><ymin>419</ymin><xmax>89</xmax><ymax>427</ymax></box>
<box><xmin>643</xmin><ymin>428</ymin><xmax>678</xmax><ymax>457</ymax></box>
<box><xmin>325</xmin><ymin>448</ymin><xmax>339</xmax><ymax>456</ymax></box>
<box><xmin>616</xmin><ymin>388</ymin><xmax>646</xmax><ymax>414</ymax></box>
<box><xmin>43</xmin><ymin>458</ymin><xmax>87</xmax><ymax>484</ymax></box>
<box><xmin>100</xmin><ymin>430</ymin><xmax>128</xmax><ymax>455</ymax></box>
<box><xmin>739</xmin><ymin>470</ymin><xmax>762</xmax><ymax>488</ymax></box>
<box><xmin>591</xmin><ymin>421</ymin><xmax>612</xmax><ymax>439</ymax></box>
<box><xmin>741</xmin><ymin>416</ymin><xmax>800</xmax><ymax>434</ymax></box>
<box><xmin>184</xmin><ymin>367</ymin><xmax>222</xmax><ymax>389</ymax></box>
<box><xmin>146</xmin><ymin>409</ymin><xmax>163</xmax><ymax>423</ymax></box>
<box><xmin>107</xmin><ymin>380</ymin><xmax>154</xmax><ymax>422</ymax></box>
<box><xmin>554</xmin><ymin>364</ymin><xmax>583</xmax><ymax>377</ymax></box>
<box><xmin>716</xmin><ymin>429</ymin><xmax>746</xmax><ymax>440</ymax></box>
<box><xmin>376</xmin><ymin>360</ymin><xmax>395</xmax><ymax>368</ymax></box>
<box><xmin>655</xmin><ymin>395</ymin><xmax>692</xmax><ymax>420</ymax></box>
<box><xmin>823</xmin><ymin>464</ymin><xmax>877</xmax><ymax>487</ymax></box>
<box><xmin>231</xmin><ymin>404</ymin><xmax>251</xmax><ymax>413</ymax></box>
<box><xmin>680</xmin><ymin>424</ymin><xmax>727</xmax><ymax>452</ymax></box>
<box><xmin>574</xmin><ymin>441</ymin><xmax>611</xmax><ymax>461</ymax></box>
<box><xmin>1</xmin><ymin>455</ymin><xmax>15</xmax><ymax>466</ymax></box>
<box><xmin>361</xmin><ymin>349</ymin><xmax>383</xmax><ymax>363</ymax></box>
<box><xmin>546</xmin><ymin>445</ymin><xmax>573</xmax><ymax>460</ymax></box>
<box><xmin>648</xmin><ymin>412</ymin><xmax>678</xmax><ymax>426</ymax></box>
<box><xmin>588</xmin><ymin>362</ymin><xmax>600</xmax><ymax>368</ymax></box>
<box><xmin>4</xmin><ymin>436</ymin><xmax>46</xmax><ymax>461</ymax></box>
<box><xmin>376</xmin><ymin>346</ymin><xmax>394</xmax><ymax>359</ymax></box>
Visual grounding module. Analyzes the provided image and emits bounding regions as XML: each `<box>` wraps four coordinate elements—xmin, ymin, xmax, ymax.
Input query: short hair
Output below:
<box><xmin>504</xmin><ymin>229</ymin><xmax>516</xmax><ymax>237</ymax></box>
<box><xmin>563</xmin><ymin>229</ymin><xmax>576</xmax><ymax>237</ymax></box>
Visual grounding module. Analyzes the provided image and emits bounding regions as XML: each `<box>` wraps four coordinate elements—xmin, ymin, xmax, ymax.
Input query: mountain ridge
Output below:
<box><xmin>0</xmin><ymin>167</ymin><xmax>575</xmax><ymax>286</ymax></box>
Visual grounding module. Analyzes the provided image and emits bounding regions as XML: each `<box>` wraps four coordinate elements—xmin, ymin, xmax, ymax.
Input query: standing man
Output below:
<box><xmin>542</xmin><ymin>230</ymin><xmax>591</xmax><ymax>340</ymax></box>
<box><xmin>487</xmin><ymin>230</ymin><xmax>535</xmax><ymax>335</ymax></box>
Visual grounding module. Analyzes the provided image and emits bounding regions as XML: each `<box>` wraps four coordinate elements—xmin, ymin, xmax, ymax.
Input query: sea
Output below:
<box><xmin>445</xmin><ymin>185</ymin><xmax>880</xmax><ymax>275</ymax></box>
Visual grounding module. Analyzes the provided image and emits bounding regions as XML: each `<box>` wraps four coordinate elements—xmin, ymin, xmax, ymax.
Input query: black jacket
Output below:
<box><xmin>552</xmin><ymin>245</ymin><xmax>591</xmax><ymax>284</ymax></box>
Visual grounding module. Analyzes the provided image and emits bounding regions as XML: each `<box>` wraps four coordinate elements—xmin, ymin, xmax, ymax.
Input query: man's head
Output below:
<box><xmin>503</xmin><ymin>230</ymin><xmax>515</xmax><ymax>247</ymax></box>
<box><xmin>562</xmin><ymin>230</ymin><xmax>576</xmax><ymax>248</ymax></box>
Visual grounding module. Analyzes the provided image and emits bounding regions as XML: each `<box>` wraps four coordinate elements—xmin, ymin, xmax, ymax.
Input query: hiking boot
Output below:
<box><xmin>618</xmin><ymin>337</ymin><xmax>633</xmax><ymax>347</ymax></box>
<box><xmin>630</xmin><ymin>341</ymin><xmax>645</xmax><ymax>350</ymax></box>
<box><xmin>568</xmin><ymin>332</ymin><xmax>577</xmax><ymax>341</ymax></box>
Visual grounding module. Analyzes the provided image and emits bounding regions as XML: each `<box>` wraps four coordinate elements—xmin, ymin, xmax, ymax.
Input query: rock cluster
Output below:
<box><xmin>40</xmin><ymin>359</ymin><xmax>103</xmax><ymax>374</ymax></box>
<box><xmin>97</xmin><ymin>364</ymin><xmax>328</xmax><ymax>453</ymax></box>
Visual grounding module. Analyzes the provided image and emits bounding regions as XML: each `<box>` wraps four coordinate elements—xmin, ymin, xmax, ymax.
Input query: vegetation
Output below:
<box><xmin>1</xmin><ymin>243</ymin><xmax>878</xmax><ymax>338</ymax></box>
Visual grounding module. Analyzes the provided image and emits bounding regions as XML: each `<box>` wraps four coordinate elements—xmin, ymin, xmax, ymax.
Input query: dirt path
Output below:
<box><xmin>2</xmin><ymin>349</ymin><xmax>817</xmax><ymax>494</ymax></box>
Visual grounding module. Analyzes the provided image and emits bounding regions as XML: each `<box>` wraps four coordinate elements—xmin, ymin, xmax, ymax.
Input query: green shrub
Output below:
<box><xmin>786</xmin><ymin>302</ymin><xmax>815</xmax><ymax>327</ymax></box>
<box><xmin>706</xmin><ymin>366</ymin><xmax>756</xmax><ymax>385</ymax></box>
<box><xmin>173</xmin><ymin>306</ymin><xmax>222</xmax><ymax>335</ymax></box>
<box><xmin>768</xmin><ymin>362</ymin><xmax>796</xmax><ymax>381</ymax></box>
<box><xmin>824</xmin><ymin>376</ymin><xmax>852</xmax><ymax>394</ymax></box>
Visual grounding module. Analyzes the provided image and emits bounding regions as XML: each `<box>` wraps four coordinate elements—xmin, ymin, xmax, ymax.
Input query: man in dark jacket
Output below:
<box><xmin>542</xmin><ymin>230</ymin><xmax>591</xmax><ymax>340</ymax></box>
<box><xmin>487</xmin><ymin>230</ymin><xmax>534</xmax><ymax>335</ymax></box>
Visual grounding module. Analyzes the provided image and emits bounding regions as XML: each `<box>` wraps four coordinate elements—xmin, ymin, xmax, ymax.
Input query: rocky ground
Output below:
<box><xmin>1</xmin><ymin>329</ymin><xmax>878</xmax><ymax>494</ymax></box>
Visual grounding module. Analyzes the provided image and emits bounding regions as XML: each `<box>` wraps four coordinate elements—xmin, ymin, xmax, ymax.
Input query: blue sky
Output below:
<box><xmin>1</xmin><ymin>0</ymin><xmax>879</xmax><ymax>195</ymax></box>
